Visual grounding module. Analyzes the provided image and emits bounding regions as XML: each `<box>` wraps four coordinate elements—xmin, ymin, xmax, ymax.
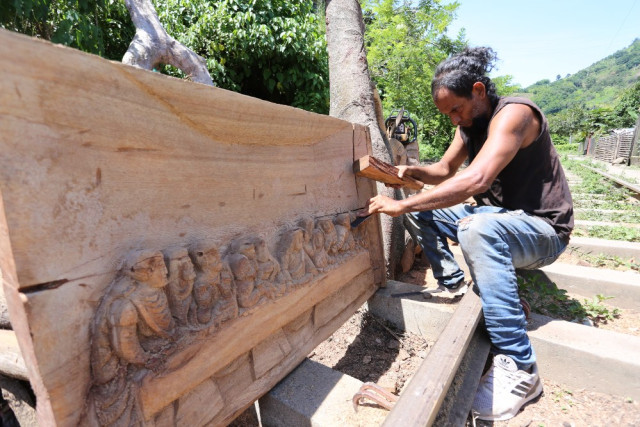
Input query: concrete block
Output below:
<box><xmin>528</xmin><ymin>313</ymin><xmax>640</xmax><ymax>400</ymax></box>
<box><xmin>370</xmin><ymin>286</ymin><xmax>640</xmax><ymax>400</ymax></box>
<box><xmin>568</xmin><ymin>236</ymin><xmax>640</xmax><ymax>260</ymax></box>
<box><xmin>259</xmin><ymin>359</ymin><xmax>387</xmax><ymax>427</ymax></box>
<box><xmin>537</xmin><ymin>263</ymin><xmax>640</xmax><ymax>309</ymax></box>
<box><xmin>366</xmin><ymin>280</ymin><xmax>455</xmax><ymax>341</ymax></box>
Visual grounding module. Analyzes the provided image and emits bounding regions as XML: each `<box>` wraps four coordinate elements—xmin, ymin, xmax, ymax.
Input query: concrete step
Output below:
<box><xmin>567</xmin><ymin>236</ymin><xmax>640</xmax><ymax>259</ymax></box>
<box><xmin>575</xmin><ymin>219</ymin><xmax>640</xmax><ymax>229</ymax></box>
<box><xmin>368</xmin><ymin>280</ymin><xmax>640</xmax><ymax>400</ymax></box>
<box><xmin>537</xmin><ymin>263</ymin><xmax>640</xmax><ymax>310</ymax></box>
<box><xmin>259</xmin><ymin>358</ymin><xmax>388</xmax><ymax>427</ymax></box>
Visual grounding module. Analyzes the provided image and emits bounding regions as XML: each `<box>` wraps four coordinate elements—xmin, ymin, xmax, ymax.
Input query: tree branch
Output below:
<box><xmin>123</xmin><ymin>0</ymin><xmax>214</xmax><ymax>86</ymax></box>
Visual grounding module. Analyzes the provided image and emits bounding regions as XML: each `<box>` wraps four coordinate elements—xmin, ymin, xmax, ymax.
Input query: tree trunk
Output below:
<box><xmin>123</xmin><ymin>0</ymin><xmax>213</xmax><ymax>86</ymax></box>
<box><xmin>325</xmin><ymin>0</ymin><xmax>405</xmax><ymax>278</ymax></box>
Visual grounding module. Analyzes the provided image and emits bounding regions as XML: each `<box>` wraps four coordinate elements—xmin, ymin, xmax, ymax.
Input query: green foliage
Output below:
<box><xmin>492</xmin><ymin>74</ymin><xmax>522</xmax><ymax>97</ymax></box>
<box><xmin>573</xmin><ymin>225</ymin><xmax>640</xmax><ymax>242</ymax></box>
<box><xmin>2</xmin><ymin>0</ymin><xmax>328</xmax><ymax>113</ymax></box>
<box><xmin>0</xmin><ymin>0</ymin><xmax>134</xmax><ymax>60</ymax></box>
<box><xmin>155</xmin><ymin>0</ymin><xmax>329</xmax><ymax>113</ymax></box>
<box><xmin>520</xmin><ymin>39</ymin><xmax>640</xmax><ymax>139</ymax></box>
<box><xmin>362</xmin><ymin>0</ymin><xmax>465</xmax><ymax>160</ymax></box>
<box><xmin>582</xmin><ymin>294</ymin><xmax>621</xmax><ymax>322</ymax></box>
<box><xmin>517</xmin><ymin>273</ymin><xmax>620</xmax><ymax>325</ymax></box>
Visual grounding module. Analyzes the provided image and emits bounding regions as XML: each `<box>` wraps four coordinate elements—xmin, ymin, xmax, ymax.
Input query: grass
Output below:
<box><xmin>517</xmin><ymin>272</ymin><xmax>621</xmax><ymax>325</ymax></box>
<box><xmin>572</xmin><ymin>225</ymin><xmax>640</xmax><ymax>242</ymax></box>
<box><xmin>563</xmin><ymin>247</ymin><xmax>640</xmax><ymax>272</ymax></box>
<box><xmin>574</xmin><ymin>210</ymin><xmax>640</xmax><ymax>223</ymax></box>
<box><xmin>562</xmin><ymin>156</ymin><xmax>640</xmax><ymax>241</ymax></box>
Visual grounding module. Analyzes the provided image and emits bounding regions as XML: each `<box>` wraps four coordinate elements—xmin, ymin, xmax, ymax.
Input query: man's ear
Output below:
<box><xmin>472</xmin><ymin>81</ymin><xmax>486</xmax><ymax>98</ymax></box>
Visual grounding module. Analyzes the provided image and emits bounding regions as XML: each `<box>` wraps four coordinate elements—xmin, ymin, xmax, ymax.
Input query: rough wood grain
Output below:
<box><xmin>354</xmin><ymin>155</ymin><xmax>424</xmax><ymax>190</ymax></box>
<box><xmin>382</xmin><ymin>288</ymin><xmax>484</xmax><ymax>426</ymax></box>
<box><xmin>0</xmin><ymin>330</ymin><xmax>28</xmax><ymax>380</ymax></box>
<box><xmin>0</xmin><ymin>29</ymin><xmax>384</xmax><ymax>427</ymax></box>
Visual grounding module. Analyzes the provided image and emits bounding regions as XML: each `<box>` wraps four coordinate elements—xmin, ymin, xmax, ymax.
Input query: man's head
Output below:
<box><xmin>431</xmin><ymin>47</ymin><xmax>499</xmax><ymax>128</ymax></box>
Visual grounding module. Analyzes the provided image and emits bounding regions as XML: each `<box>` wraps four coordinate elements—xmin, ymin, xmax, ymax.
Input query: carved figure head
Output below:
<box><xmin>166</xmin><ymin>248</ymin><xmax>196</xmax><ymax>284</ymax></box>
<box><xmin>190</xmin><ymin>244</ymin><xmax>222</xmax><ymax>273</ymax></box>
<box><xmin>312</xmin><ymin>229</ymin><xmax>325</xmax><ymax>250</ymax></box>
<box><xmin>318</xmin><ymin>219</ymin><xmax>337</xmax><ymax>237</ymax></box>
<box><xmin>254</xmin><ymin>237</ymin><xmax>271</xmax><ymax>262</ymax></box>
<box><xmin>298</xmin><ymin>217</ymin><xmax>314</xmax><ymax>241</ymax></box>
<box><xmin>291</xmin><ymin>229</ymin><xmax>304</xmax><ymax>251</ymax></box>
<box><xmin>126</xmin><ymin>250</ymin><xmax>168</xmax><ymax>289</ymax></box>
<box><xmin>335</xmin><ymin>213</ymin><xmax>350</xmax><ymax>227</ymax></box>
<box><xmin>230</xmin><ymin>237</ymin><xmax>257</xmax><ymax>260</ymax></box>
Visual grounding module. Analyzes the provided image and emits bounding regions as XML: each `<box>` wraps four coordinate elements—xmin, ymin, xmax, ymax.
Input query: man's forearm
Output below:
<box><xmin>399</xmin><ymin>171</ymin><xmax>482</xmax><ymax>213</ymax></box>
<box><xmin>406</xmin><ymin>162</ymin><xmax>456</xmax><ymax>185</ymax></box>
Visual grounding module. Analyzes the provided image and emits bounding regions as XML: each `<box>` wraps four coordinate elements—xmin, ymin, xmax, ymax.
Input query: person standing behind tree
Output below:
<box><xmin>359</xmin><ymin>47</ymin><xmax>573</xmax><ymax>421</ymax></box>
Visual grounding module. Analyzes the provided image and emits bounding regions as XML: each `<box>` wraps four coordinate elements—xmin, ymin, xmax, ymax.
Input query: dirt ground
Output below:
<box><xmin>305</xmin><ymin>256</ymin><xmax>640</xmax><ymax>427</ymax></box>
<box><xmin>229</xmin><ymin>256</ymin><xmax>640</xmax><ymax>426</ymax></box>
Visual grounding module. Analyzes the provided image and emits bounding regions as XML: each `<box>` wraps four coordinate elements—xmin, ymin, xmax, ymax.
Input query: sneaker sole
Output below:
<box><xmin>474</xmin><ymin>378</ymin><xmax>544</xmax><ymax>422</ymax></box>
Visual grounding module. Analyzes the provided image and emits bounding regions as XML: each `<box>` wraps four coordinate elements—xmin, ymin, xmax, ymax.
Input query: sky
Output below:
<box><xmin>445</xmin><ymin>0</ymin><xmax>640</xmax><ymax>88</ymax></box>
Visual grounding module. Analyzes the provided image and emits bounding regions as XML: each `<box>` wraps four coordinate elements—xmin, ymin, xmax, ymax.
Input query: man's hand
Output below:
<box><xmin>360</xmin><ymin>195</ymin><xmax>406</xmax><ymax>218</ymax></box>
<box><xmin>385</xmin><ymin>165</ymin><xmax>411</xmax><ymax>189</ymax></box>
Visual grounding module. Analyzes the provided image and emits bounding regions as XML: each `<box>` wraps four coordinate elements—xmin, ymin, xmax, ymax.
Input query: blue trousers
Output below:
<box><xmin>406</xmin><ymin>204</ymin><xmax>567</xmax><ymax>369</ymax></box>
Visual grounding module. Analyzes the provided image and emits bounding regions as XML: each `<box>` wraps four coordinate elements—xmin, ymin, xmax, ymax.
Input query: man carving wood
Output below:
<box><xmin>359</xmin><ymin>47</ymin><xmax>574</xmax><ymax>421</ymax></box>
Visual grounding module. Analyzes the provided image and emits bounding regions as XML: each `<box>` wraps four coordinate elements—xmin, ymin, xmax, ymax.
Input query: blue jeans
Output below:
<box><xmin>406</xmin><ymin>204</ymin><xmax>567</xmax><ymax>369</ymax></box>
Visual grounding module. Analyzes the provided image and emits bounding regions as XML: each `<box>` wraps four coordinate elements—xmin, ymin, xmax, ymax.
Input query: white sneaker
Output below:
<box><xmin>472</xmin><ymin>354</ymin><xmax>543</xmax><ymax>421</ymax></box>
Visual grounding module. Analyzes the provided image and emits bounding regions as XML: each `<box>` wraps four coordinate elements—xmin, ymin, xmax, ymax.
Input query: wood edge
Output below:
<box><xmin>354</xmin><ymin>155</ymin><xmax>424</xmax><ymax>190</ymax></box>
<box><xmin>382</xmin><ymin>289</ymin><xmax>483</xmax><ymax>426</ymax></box>
<box><xmin>353</xmin><ymin>155</ymin><xmax>372</xmax><ymax>174</ymax></box>
<box><xmin>0</xmin><ymin>329</ymin><xmax>29</xmax><ymax>381</ymax></box>
<box><xmin>221</xmin><ymin>271</ymin><xmax>379</xmax><ymax>426</ymax></box>
<box><xmin>434</xmin><ymin>327</ymin><xmax>490</xmax><ymax>425</ymax></box>
<box><xmin>139</xmin><ymin>251</ymin><xmax>372</xmax><ymax>417</ymax></box>
<box><xmin>0</xmin><ymin>190</ymin><xmax>56</xmax><ymax>424</ymax></box>
<box><xmin>0</xmin><ymin>28</ymin><xmax>352</xmax><ymax>150</ymax></box>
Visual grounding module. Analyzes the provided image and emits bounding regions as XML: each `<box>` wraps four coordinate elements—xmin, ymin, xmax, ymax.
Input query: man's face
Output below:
<box><xmin>433</xmin><ymin>86</ymin><xmax>486</xmax><ymax>128</ymax></box>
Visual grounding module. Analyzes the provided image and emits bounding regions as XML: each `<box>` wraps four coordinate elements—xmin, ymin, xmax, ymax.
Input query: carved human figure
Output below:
<box><xmin>278</xmin><ymin>228</ymin><xmax>318</xmax><ymax>286</ymax></box>
<box><xmin>90</xmin><ymin>250</ymin><xmax>175</xmax><ymax>426</ymax></box>
<box><xmin>227</xmin><ymin>237</ymin><xmax>267</xmax><ymax>310</ymax></box>
<box><xmin>298</xmin><ymin>217</ymin><xmax>316</xmax><ymax>260</ymax></box>
<box><xmin>310</xmin><ymin>226</ymin><xmax>330</xmax><ymax>270</ymax></box>
<box><xmin>189</xmin><ymin>244</ymin><xmax>238</xmax><ymax>328</ymax></box>
<box><xmin>350</xmin><ymin>212</ymin><xmax>370</xmax><ymax>248</ymax></box>
<box><xmin>334</xmin><ymin>213</ymin><xmax>356</xmax><ymax>253</ymax></box>
<box><xmin>317</xmin><ymin>218</ymin><xmax>339</xmax><ymax>260</ymax></box>
<box><xmin>254</xmin><ymin>236</ymin><xmax>285</xmax><ymax>297</ymax></box>
<box><xmin>165</xmin><ymin>247</ymin><xmax>196</xmax><ymax>326</ymax></box>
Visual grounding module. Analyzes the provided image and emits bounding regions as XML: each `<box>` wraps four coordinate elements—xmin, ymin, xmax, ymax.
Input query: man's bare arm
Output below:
<box><xmin>398</xmin><ymin>127</ymin><xmax>468</xmax><ymax>185</ymax></box>
<box><xmin>365</xmin><ymin>104</ymin><xmax>541</xmax><ymax>216</ymax></box>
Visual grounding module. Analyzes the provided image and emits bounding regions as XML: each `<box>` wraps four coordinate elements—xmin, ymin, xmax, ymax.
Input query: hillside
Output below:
<box><xmin>519</xmin><ymin>39</ymin><xmax>640</xmax><ymax>116</ymax></box>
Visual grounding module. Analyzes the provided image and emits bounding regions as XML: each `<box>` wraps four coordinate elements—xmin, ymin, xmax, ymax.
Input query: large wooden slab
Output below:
<box><xmin>0</xmin><ymin>29</ymin><xmax>385</xmax><ymax>426</ymax></box>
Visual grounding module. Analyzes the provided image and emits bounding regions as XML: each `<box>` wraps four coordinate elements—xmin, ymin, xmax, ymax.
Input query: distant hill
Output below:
<box><xmin>518</xmin><ymin>39</ymin><xmax>640</xmax><ymax>116</ymax></box>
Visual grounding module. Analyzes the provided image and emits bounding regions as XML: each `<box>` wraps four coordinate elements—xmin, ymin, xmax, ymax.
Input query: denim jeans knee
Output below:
<box><xmin>455</xmin><ymin>209</ymin><xmax>566</xmax><ymax>369</ymax></box>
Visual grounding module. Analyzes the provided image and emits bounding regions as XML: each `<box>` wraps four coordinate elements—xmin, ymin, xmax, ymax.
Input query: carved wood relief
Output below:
<box><xmin>88</xmin><ymin>214</ymin><xmax>369</xmax><ymax>425</ymax></box>
<box><xmin>1</xmin><ymin>30</ymin><xmax>384</xmax><ymax>427</ymax></box>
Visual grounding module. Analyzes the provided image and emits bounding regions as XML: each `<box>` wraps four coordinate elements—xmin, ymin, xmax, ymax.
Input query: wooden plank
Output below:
<box><xmin>0</xmin><ymin>29</ymin><xmax>384</xmax><ymax>427</ymax></box>
<box><xmin>433</xmin><ymin>326</ymin><xmax>490</xmax><ymax>425</ymax></box>
<box><xmin>0</xmin><ymin>330</ymin><xmax>28</xmax><ymax>381</ymax></box>
<box><xmin>382</xmin><ymin>288</ymin><xmax>484</xmax><ymax>426</ymax></box>
<box><xmin>354</xmin><ymin>155</ymin><xmax>424</xmax><ymax>190</ymax></box>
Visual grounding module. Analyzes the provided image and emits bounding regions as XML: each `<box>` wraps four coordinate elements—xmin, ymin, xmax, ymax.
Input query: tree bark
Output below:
<box><xmin>325</xmin><ymin>0</ymin><xmax>405</xmax><ymax>278</ymax></box>
<box><xmin>123</xmin><ymin>0</ymin><xmax>214</xmax><ymax>86</ymax></box>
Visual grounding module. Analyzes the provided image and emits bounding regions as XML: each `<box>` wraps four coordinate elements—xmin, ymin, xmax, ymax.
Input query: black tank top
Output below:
<box><xmin>459</xmin><ymin>97</ymin><xmax>574</xmax><ymax>243</ymax></box>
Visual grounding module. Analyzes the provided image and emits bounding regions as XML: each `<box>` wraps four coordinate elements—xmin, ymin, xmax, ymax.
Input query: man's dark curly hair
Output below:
<box><xmin>431</xmin><ymin>47</ymin><xmax>500</xmax><ymax>106</ymax></box>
